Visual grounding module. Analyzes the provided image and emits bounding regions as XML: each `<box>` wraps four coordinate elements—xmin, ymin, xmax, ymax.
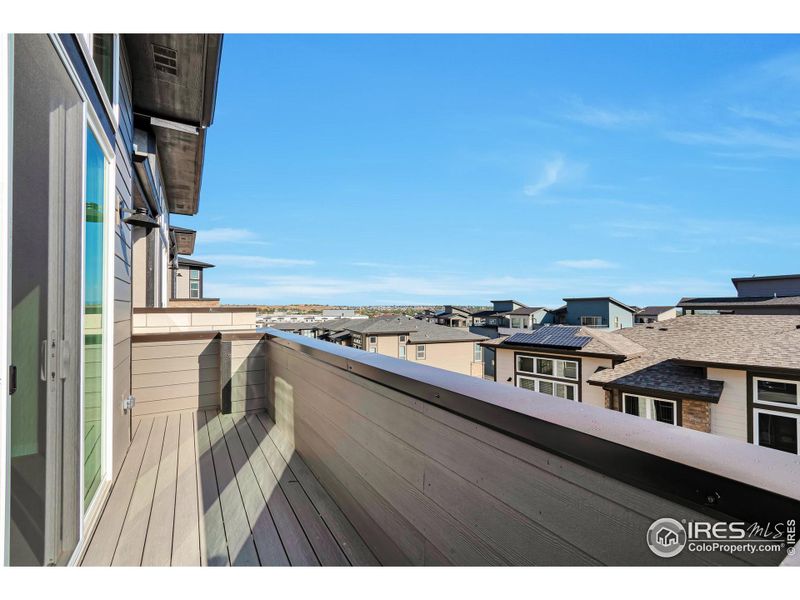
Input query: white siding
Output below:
<box><xmin>709</xmin><ymin>368</ymin><xmax>748</xmax><ymax>442</ymax></box>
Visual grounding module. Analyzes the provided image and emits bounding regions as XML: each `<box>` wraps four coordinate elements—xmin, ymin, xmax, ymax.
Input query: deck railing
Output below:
<box><xmin>261</xmin><ymin>328</ymin><xmax>800</xmax><ymax>566</ymax></box>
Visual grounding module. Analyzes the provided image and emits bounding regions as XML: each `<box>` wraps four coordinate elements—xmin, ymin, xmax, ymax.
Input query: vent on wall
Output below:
<box><xmin>152</xmin><ymin>44</ymin><xmax>178</xmax><ymax>76</ymax></box>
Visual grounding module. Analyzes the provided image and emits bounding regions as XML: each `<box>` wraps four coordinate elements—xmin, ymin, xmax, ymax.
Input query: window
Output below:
<box><xmin>416</xmin><ymin>345</ymin><xmax>426</xmax><ymax>360</ymax></box>
<box><xmin>369</xmin><ymin>336</ymin><xmax>377</xmax><ymax>344</ymax></box>
<box><xmin>399</xmin><ymin>335</ymin><xmax>407</xmax><ymax>342</ymax></box>
<box><xmin>91</xmin><ymin>34</ymin><xmax>115</xmax><ymax>103</ymax></box>
<box><xmin>517</xmin><ymin>376</ymin><xmax>577</xmax><ymax>401</ymax></box>
<box><xmin>580</xmin><ymin>316</ymin><xmax>603</xmax><ymax>327</ymax></box>
<box><xmin>754</xmin><ymin>409</ymin><xmax>798</xmax><ymax>455</ymax></box>
<box><xmin>190</xmin><ymin>268</ymin><xmax>200</xmax><ymax>280</ymax></box>
<box><xmin>368</xmin><ymin>347</ymin><xmax>377</xmax><ymax>353</ymax></box>
<box><xmin>753</xmin><ymin>377</ymin><xmax>799</xmax><ymax>408</ymax></box>
<box><xmin>614</xmin><ymin>316</ymin><xmax>621</xmax><ymax>329</ymax></box>
<box><xmin>510</xmin><ymin>316</ymin><xmax>527</xmax><ymax>329</ymax></box>
<box><xmin>399</xmin><ymin>344</ymin><xmax>406</xmax><ymax>359</ymax></box>
<box><xmin>473</xmin><ymin>343</ymin><xmax>482</xmax><ymax>362</ymax></box>
<box><xmin>83</xmin><ymin>127</ymin><xmax>108</xmax><ymax>509</ymax></box>
<box><xmin>516</xmin><ymin>354</ymin><xmax>578</xmax><ymax>381</ymax></box>
<box><xmin>623</xmin><ymin>394</ymin><xmax>677</xmax><ymax>425</ymax></box>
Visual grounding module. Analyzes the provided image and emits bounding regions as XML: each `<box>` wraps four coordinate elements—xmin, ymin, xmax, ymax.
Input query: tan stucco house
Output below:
<box><xmin>311</xmin><ymin>315</ymin><xmax>487</xmax><ymax>377</ymax></box>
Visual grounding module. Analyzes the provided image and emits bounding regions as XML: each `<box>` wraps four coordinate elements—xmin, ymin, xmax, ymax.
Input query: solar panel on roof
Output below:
<box><xmin>505</xmin><ymin>326</ymin><xmax>592</xmax><ymax>349</ymax></box>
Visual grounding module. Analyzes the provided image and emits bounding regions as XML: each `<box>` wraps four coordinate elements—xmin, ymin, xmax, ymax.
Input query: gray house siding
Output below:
<box><xmin>734</xmin><ymin>276</ymin><xmax>800</xmax><ymax>298</ymax></box>
<box><xmin>561</xmin><ymin>299</ymin><xmax>633</xmax><ymax>329</ymax></box>
<box><xmin>112</xmin><ymin>40</ymin><xmax>134</xmax><ymax>475</ymax></box>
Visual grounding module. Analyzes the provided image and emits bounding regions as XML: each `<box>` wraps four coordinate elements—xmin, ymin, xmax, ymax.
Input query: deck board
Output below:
<box><xmin>142</xmin><ymin>413</ymin><xmax>179</xmax><ymax>565</ymax></box>
<box><xmin>81</xmin><ymin>410</ymin><xmax>374</xmax><ymax>566</ymax></box>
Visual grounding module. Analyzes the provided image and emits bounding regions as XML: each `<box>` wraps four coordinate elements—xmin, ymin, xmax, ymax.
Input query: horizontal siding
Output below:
<box><xmin>266</xmin><ymin>341</ymin><xmax>765</xmax><ymax>566</ymax></box>
<box><xmin>131</xmin><ymin>338</ymin><xmax>221</xmax><ymax>418</ymax></box>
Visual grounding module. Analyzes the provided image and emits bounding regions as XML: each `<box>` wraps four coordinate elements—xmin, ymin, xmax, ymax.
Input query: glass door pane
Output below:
<box><xmin>83</xmin><ymin>129</ymin><xmax>107</xmax><ymax>509</ymax></box>
<box><xmin>10</xmin><ymin>34</ymin><xmax>83</xmax><ymax>566</ymax></box>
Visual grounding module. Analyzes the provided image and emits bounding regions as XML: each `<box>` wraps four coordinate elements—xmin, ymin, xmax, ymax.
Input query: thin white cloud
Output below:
<box><xmin>564</xmin><ymin>98</ymin><xmax>652</xmax><ymax>129</ymax></box>
<box><xmin>665</xmin><ymin>127</ymin><xmax>800</xmax><ymax>158</ymax></box>
<box><xmin>198</xmin><ymin>228</ymin><xmax>268</xmax><ymax>245</ymax></box>
<box><xmin>523</xmin><ymin>155</ymin><xmax>567</xmax><ymax>197</ymax></box>
<box><xmin>554</xmin><ymin>259</ymin><xmax>618</xmax><ymax>269</ymax></box>
<box><xmin>194</xmin><ymin>254</ymin><xmax>315</xmax><ymax>267</ymax></box>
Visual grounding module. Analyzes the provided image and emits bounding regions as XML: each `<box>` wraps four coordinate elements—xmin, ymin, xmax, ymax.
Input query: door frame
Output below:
<box><xmin>0</xmin><ymin>33</ymin><xmax>13</xmax><ymax>567</ymax></box>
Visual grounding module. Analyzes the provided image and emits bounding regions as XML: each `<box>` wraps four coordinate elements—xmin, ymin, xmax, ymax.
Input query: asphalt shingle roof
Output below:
<box><xmin>345</xmin><ymin>315</ymin><xmax>487</xmax><ymax>343</ymax></box>
<box><xmin>587</xmin><ymin>315</ymin><xmax>800</xmax><ymax>399</ymax></box>
<box><xmin>677</xmin><ymin>296</ymin><xmax>800</xmax><ymax>309</ymax></box>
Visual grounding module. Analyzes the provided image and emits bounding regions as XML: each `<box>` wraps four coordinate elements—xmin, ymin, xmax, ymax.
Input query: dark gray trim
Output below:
<box><xmin>132</xmin><ymin>331</ymin><xmax>220</xmax><ymax>343</ymax></box>
<box><xmin>620</xmin><ymin>392</ymin><xmax>683</xmax><ymax>427</ymax></box>
<box><xmin>491</xmin><ymin>342</ymin><xmax>624</xmax><ymax>361</ymax></box>
<box><xmin>262</xmin><ymin>328</ymin><xmax>800</xmax><ymax>526</ymax></box>
<box><xmin>133</xmin><ymin>306</ymin><xmax>256</xmax><ymax>314</ymax></box>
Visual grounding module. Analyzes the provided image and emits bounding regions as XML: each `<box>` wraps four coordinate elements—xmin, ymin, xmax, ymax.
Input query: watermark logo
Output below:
<box><xmin>646</xmin><ymin>517</ymin><xmax>796</xmax><ymax>558</ymax></box>
<box><xmin>646</xmin><ymin>518</ymin><xmax>687</xmax><ymax>558</ymax></box>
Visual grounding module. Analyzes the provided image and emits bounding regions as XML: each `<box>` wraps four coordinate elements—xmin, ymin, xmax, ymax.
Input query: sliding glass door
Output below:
<box><xmin>10</xmin><ymin>34</ymin><xmax>83</xmax><ymax>566</ymax></box>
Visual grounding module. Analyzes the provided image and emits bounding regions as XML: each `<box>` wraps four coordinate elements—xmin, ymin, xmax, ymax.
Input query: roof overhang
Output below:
<box><xmin>124</xmin><ymin>34</ymin><xmax>223</xmax><ymax>216</ymax></box>
<box><xmin>177</xmin><ymin>256</ymin><xmax>215</xmax><ymax>269</ymax></box>
<box><xmin>592</xmin><ymin>380</ymin><xmax>723</xmax><ymax>404</ymax></box>
<box><xmin>170</xmin><ymin>225</ymin><xmax>197</xmax><ymax>256</ymax></box>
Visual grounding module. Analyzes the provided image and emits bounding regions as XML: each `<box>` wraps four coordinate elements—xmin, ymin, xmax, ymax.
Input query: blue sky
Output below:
<box><xmin>173</xmin><ymin>34</ymin><xmax>800</xmax><ymax>307</ymax></box>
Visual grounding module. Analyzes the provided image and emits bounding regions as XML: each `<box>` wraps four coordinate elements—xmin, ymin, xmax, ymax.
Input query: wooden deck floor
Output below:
<box><xmin>81</xmin><ymin>410</ymin><xmax>378</xmax><ymax>566</ymax></box>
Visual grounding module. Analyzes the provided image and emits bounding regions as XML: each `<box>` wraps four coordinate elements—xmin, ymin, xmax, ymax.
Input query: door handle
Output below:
<box><xmin>8</xmin><ymin>364</ymin><xmax>16</xmax><ymax>395</ymax></box>
<box><xmin>40</xmin><ymin>339</ymin><xmax>47</xmax><ymax>382</ymax></box>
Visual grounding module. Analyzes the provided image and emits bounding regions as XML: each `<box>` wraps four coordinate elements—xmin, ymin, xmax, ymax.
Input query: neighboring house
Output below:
<box><xmin>485</xmin><ymin>325</ymin><xmax>643</xmax><ymax>407</ymax></box>
<box><xmin>312</xmin><ymin>315</ymin><xmax>487</xmax><ymax>377</ymax></box>
<box><xmin>1</xmin><ymin>33</ymin><xmax>223</xmax><ymax>565</ymax></box>
<box><xmin>554</xmin><ymin>297</ymin><xmax>636</xmax><ymax>330</ymax></box>
<box><xmin>634</xmin><ymin>306</ymin><xmax>677</xmax><ymax>324</ymax></box>
<box><xmin>170</xmin><ymin>256</ymin><xmax>216</xmax><ymax>303</ymax></box>
<box><xmin>678</xmin><ymin>273</ymin><xmax>800</xmax><ymax>316</ymax></box>
<box><xmin>434</xmin><ymin>305</ymin><xmax>472</xmax><ymax>327</ymax></box>
<box><xmin>501</xmin><ymin>306</ymin><xmax>550</xmax><ymax>331</ymax></box>
<box><xmin>487</xmin><ymin>316</ymin><xmax>800</xmax><ymax>456</ymax></box>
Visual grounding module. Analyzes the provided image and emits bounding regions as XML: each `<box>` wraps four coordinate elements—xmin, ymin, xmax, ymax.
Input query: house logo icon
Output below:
<box><xmin>647</xmin><ymin>518</ymin><xmax>687</xmax><ymax>558</ymax></box>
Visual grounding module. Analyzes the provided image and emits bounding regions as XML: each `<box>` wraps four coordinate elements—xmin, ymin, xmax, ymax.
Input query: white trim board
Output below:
<box><xmin>0</xmin><ymin>33</ymin><xmax>13</xmax><ymax>568</ymax></box>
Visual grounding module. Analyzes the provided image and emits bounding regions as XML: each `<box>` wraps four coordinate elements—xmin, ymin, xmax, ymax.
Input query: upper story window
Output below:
<box><xmin>623</xmin><ymin>394</ymin><xmax>677</xmax><ymax>426</ymax></box>
<box><xmin>91</xmin><ymin>34</ymin><xmax>116</xmax><ymax>105</ymax></box>
<box><xmin>369</xmin><ymin>336</ymin><xmax>377</xmax><ymax>344</ymax></box>
<box><xmin>754</xmin><ymin>377</ymin><xmax>798</xmax><ymax>408</ymax></box>
<box><xmin>517</xmin><ymin>375</ymin><xmax>576</xmax><ymax>401</ymax></box>
<box><xmin>580</xmin><ymin>316</ymin><xmax>603</xmax><ymax>327</ymax></box>
<box><xmin>189</xmin><ymin>269</ymin><xmax>201</xmax><ymax>298</ymax></box>
<box><xmin>473</xmin><ymin>343</ymin><xmax>482</xmax><ymax>362</ymax></box>
<box><xmin>399</xmin><ymin>335</ymin><xmax>406</xmax><ymax>342</ymax></box>
<box><xmin>516</xmin><ymin>354</ymin><xmax>578</xmax><ymax>381</ymax></box>
<box><xmin>754</xmin><ymin>408</ymin><xmax>798</xmax><ymax>455</ymax></box>
<box><xmin>416</xmin><ymin>345</ymin><xmax>426</xmax><ymax>360</ymax></box>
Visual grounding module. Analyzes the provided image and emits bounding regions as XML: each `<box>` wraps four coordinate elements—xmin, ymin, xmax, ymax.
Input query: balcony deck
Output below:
<box><xmin>80</xmin><ymin>410</ymin><xmax>378</xmax><ymax>566</ymax></box>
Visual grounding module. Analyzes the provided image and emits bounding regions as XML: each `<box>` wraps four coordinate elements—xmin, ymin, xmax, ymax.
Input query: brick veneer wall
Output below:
<box><xmin>681</xmin><ymin>399</ymin><xmax>711</xmax><ymax>433</ymax></box>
